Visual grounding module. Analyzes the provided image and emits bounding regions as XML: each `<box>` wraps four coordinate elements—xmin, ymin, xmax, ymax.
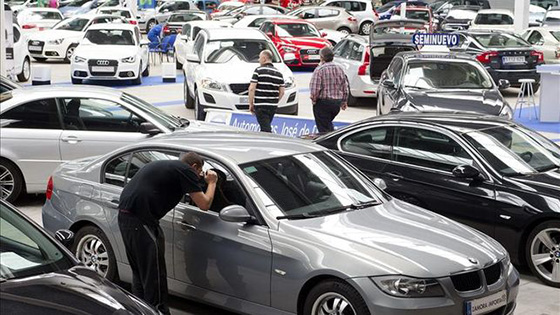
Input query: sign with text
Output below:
<box><xmin>412</xmin><ymin>33</ymin><xmax>460</xmax><ymax>46</ymax></box>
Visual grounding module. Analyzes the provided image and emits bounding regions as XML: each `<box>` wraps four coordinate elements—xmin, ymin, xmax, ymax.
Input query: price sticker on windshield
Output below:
<box><xmin>412</xmin><ymin>33</ymin><xmax>460</xmax><ymax>47</ymax></box>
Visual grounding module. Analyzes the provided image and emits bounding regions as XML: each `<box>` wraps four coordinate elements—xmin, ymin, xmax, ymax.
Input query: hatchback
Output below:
<box><xmin>287</xmin><ymin>6</ymin><xmax>359</xmax><ymax>34</ymax></box>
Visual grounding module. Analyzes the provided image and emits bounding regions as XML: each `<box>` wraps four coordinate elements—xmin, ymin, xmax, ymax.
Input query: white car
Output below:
<box><xmin>17</xmin><ymin>8</ymin><xmax>64</xmax><ymax>34</ymax></box>
<box><xmin>233</xmin><ymin>14</ymin><xmax>293</xmax><ymax>28</ymax></box>
<box><xmin>27</xmin><ymin>14</ymin><xmax>126</xmax><ymax>62</ymax></box>
<box><xmin>320</xmin><ymin>0</ymin><xmax>378</xmax><ymax>35</ymax></box>
<box><xmin>96</xmin><ymin>7</ymin><xmax>138</xmax><ymax>25</ymax></box>
<box><xmin>174</xmin><ymin>20</ymin><xmax>231</xmax><ymax>69</ymax></box>
<box><xmin>71</xmin><ymin>23</ymin><xmax>149</xmax><ymax>84</ymax></box>
<box><xmin>470</xmin><ymin>9</ymin><xmax>515</xmax><ymax>32</ymax></box>
<box><xmin>183</xmin><ymin>28</ymin><xmax>298</xmax><ymax>120</ymax></box>
<box><xmin>522</xmin><ymin>26</ymin><xmax>560</xmax><ymax>64</ymax></box>
<box><xmin>211</xmin><ymin>0</ymin><xmax>245</xmax><ymax>18</ymax></box>
<box><xmin>333</xmin><ymin>34</ymin><xmax>375</xmax><ymax>105</ymax></box>
<box><xmin>12</xmin><ymin>24</ymin><xmax>32</xmax><ymax>82</ymax></box>
<box><xmin>136</xmin><ymin>0</ymin><xmax>197</xmax><ymax>32</ymax></box>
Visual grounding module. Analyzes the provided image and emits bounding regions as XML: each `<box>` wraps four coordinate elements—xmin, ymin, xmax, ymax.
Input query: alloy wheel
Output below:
<box><xmin>0</xmin><ymin>165</ymin><xmax>15</xmax><ymax>200</ymax></box>
<box><xmin>22</xmin><ymin>59</ymin><xmax>30</xmax><ymax>80</ymax></box>
<box><xmin>311</xmin><ymin>292</ymin><xmax>357</xmax><ymax>315</ymax></box>
<box><xmin>75</xmin><ymin>234</ymin><xmax>110</xmax><ymax>277</ymax></box>
<box><xmin>360</xmin><ymin>22</ymin><xmax>372</xmax><ymax>35</ymax></box>
<box><xmin>66</xmin><ymin>46</ymin><xmax>75</xmax><ymax>60</ymax></box>
<box><xmin>530</xmin><ymin>227</ymin><xmax>560</xmax><ymax>284</ymax></box>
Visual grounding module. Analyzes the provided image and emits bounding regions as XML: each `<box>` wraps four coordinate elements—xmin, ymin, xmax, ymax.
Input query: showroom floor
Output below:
<box><xmin>13</xmin><ymin>60</ymin><xmax>560</xmax><ymax>314</ymax></box>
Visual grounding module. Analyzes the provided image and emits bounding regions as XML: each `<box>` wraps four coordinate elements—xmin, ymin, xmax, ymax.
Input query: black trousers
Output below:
<box><xmin>313</xmin><ymin>99</ymin><xmax>342</xmax><ymax>133</ymax></box>
<box><xmin>118</xmin><ymin>212</ymin><xmax>170</xmax><ymax>315</ymax></box>
<box><xmin>255</xmin><ymin>106</ymin><xmax>277</xmax><ymax>133</ymax></box>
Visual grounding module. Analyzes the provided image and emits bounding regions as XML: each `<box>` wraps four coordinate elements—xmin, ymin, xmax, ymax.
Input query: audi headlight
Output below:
<box><xmin>201</xmin><ymin>78</ymin><xmax>225</xmax><ymax>91</ymax></box>
<box><xmin>282</xmin><ymin>46</ymin><xmax>297</xmax><ymax>53</ymax></box>
<box><xmin>73</xmin><ymin>55</ymin><xmax>86</xmax><ymax>63</ymax></box>
<box><xmin>285</xmin><ymin>76</ymin><xmax>295</xmax><ymax>89</ymax></box>
<box><xmin>48</xmin><ymin>38</ymin><xmax>64</xmax><ymax>45</ymax></box>
<box><xmin>499</xmin><ymin>104</ymin><xmax>513</xmax><ymax>120</ymax></box>
<box><xmin>372</xmin><ymin>276</ymin><xmax>445</xmax><ymax>298</ymax></box>
<box><xmin>121</xmin><ymin>56</ymin><xmax>136</xmax><ymax>63</ymax></box>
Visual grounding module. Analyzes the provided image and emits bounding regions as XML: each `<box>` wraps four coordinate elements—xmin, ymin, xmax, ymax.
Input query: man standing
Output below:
<box><xmin>249</xmin><ymin>50</ymin><xmax>285</xmax><ymax>133</ymax></box>
<box><xmin>310</xmin><ymin>47</ymin><xmax>349</xmax><ymax>133</ymax></box>
<box><xmin>118</xmin><ymin>152</ymin><xmax>217</xmax><ymax>315</ymax></box>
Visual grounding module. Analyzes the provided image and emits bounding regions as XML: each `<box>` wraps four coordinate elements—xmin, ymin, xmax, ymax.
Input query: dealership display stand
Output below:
<box><xmin>31</xmin><ymin>65</ymin><xmax>51</xmax><ymax>85</ymax></box>
<box><xmin>161</xmin><ymin>63</ymin><xmax>176</xmax><ymax>82</ymax></box>
<box><xmin>536</xmin><ymin>64</ymin><xmax>560</xmax><ymax>123</ymax></box>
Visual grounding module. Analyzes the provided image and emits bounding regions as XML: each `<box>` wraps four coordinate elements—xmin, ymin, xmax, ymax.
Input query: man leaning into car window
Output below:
<box><xmin>118</xmin><ymin>152</ymin><xmax>217</xmax><ymax>314</ymax></box>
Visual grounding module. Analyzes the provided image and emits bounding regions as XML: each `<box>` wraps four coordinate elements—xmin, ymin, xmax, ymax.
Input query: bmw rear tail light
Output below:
<box><xmin>22</xmin><ymin>24</ymin><xmax>36</xmax><ymax>29</ymax></box>
<box><xmin>530</xmin><ymin>50</ymin><xmax>544</xmax><ymax>63</ymax></box>
<box><xmin>46</xmin><ymin>176</ymin><xmax>53</xmax><ymax>200</ymax></box>
<box><xmin>129</xmin><ymin>20</ymin><xmax>137</xmax><ymax>25</ymax></box>
<box><xmin>358</xmin><ymin>47</ymin><xmax>370</xmax><ymax>76</ymax></box>
<box><xmin>476</xmin><ymin>51</ymin><xmax>498</xmax><ymax>64</ymax></box>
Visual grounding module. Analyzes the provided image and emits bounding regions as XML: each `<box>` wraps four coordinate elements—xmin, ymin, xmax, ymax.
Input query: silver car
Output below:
<box><xmin>0</xmin><ymin>86</ymin><xmax>222</xmax><ymax>202</ymax></box>
<box><xmin>43</xmin><ymin>131</ymin><xmax>519</xmax><ymax>315</ymax></box>
<box><xmin>288</xmin><ymin>6</ymin><xmax>359</xmax><ymax>34</ymax></box>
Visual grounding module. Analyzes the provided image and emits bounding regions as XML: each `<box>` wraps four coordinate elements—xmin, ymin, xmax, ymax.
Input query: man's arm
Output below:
<box><xmin>190</xmin><ymin>171</ymin><xmax>217</xmax><ymax>210</ymax></box>
<box><xmin>248</xmin><ymin>82</ymin><xmax>257</xmax><ymax>113</ymax></box>
<box><xmin>340</xmin><ymin>68</ymin><xmax>349</xmax><ymax>110</ymax></box>
<box><xmin>309</xmin><ymin>68</ymin><xmax>322</xmax><ymax>105</ymax></box>
<box><xmin>278</xmin><ymin>86</ymin><xmax>285</xmax><ymax>102</ymax></box>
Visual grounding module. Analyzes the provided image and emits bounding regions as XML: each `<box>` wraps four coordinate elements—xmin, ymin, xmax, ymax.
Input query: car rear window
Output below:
<box><xmin>551</xmin><ymin>30</ymin><xmax>560</xmax><ymax>41</ymax></box>
<box><xmin>472</xmin><ymin>33</ymin><xmax>530</xmax><ymax>48</ymax></box>
<box><xmin>474</xmin><ymin>13</ymin><xmax>513</xmax><ymax>25</ymax></box>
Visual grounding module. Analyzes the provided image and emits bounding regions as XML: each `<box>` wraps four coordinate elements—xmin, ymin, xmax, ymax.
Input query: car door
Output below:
<box><xmin>172</xmin><ymin>158</ymin><xmax>272</xmax><ymax>306</ymax></box>
<box><xmin>379</xmin><ymin>56</ymin><xmax>403</xmax><ymax>114</ymax></box>
<box><xmin>315</xmin><ymin>8</ymin><xmax>340</xmax><ymax>30</ymax></box>
<box><xmin>0</xmin><ymin>98</ymin><xmax>62</xmax><ymax>191</ymax></box>
<box><xmin>134</xmin><ymin>27</ymin><xmax>148</xmax><ymax>67</ymax></box>
<box><xmin>382</xmin><ymin>126</ymin><xmax>498</xmax><ymax>236</ymax></box>
<box><xmin>57</xmin><ymin>97</ymin><xmax>152</xmax><ymax>162</ymax></box>
<box><xmin>12</xmin><ymin>26</ymin><xmax>24</xmax><ymax>75</ymax></box>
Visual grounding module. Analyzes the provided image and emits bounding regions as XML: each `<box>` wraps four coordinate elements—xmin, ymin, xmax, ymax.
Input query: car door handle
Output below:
<box><xmin>106</xmin><ymin>199</ymin><xmax>119</xmax><ymax>209</ymax></box>
<box><xmin>385</xmin><ymin>172</ymin><xmax>403</xmax><ymax>181</ymax></box>
<box><xmin>61</xmin><ymin>136</ymin><xmax>82</xmax><ymax>144</ymax></box>
<box><xmin>176</xmin><ymin>220</ymin><xmax>196</xmax><ymax>230</ymax></box>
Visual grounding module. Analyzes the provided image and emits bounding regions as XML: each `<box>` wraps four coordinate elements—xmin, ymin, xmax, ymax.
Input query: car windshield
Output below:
<box><xmin>545</xmin><ymin>10</ymin><xmax>560</xmax><ymax>21</ymax></box>
<box><xmin>99</xmin><ymin>9</ymin><xmax>132</xmax><ymax>18</ymax></box>
<box><xmin>551</xmin><ymin>30</ymin><xmax>560</xmax><ymax>41</ymax></box>
<box><xmin>0</xmin><ymin>202</ymin><xmax>74</xmax><ymax>281</ymax></box>
<box><xmin>473</xmin><ymin>33</ymin><xmax>531</xmax><ymax>48</ymax></box>
<box><xmin>402</xmin><ymin>60</ymin><xmax>493</xmax><ymax>89</ymax></box>
<box><xmin>84</xmin><ymin>29</ymin><xmax>135</xmax><ymax>45</ymax></box>
<box><xmin>121</xmin><ymin>93</ymin><xmax>183</xmax><ymax>130</ymax></box>
<box><xmin>395</xmin><ymin>9</ymin><xmax>431</xmax><ymax>22</ymax></box>
<box><xmin>276</xmin><ymin>23</ymin><xmax>320</xmax><ymax>37</ymax></box>
<box><xmin>224</xmin><ymin>6</ymin><xmax>245</xmax><ymax>16</ymax></box>
<box><xmin>241</xmin><ymin>151</ymin><xmax>383</xmax><ymax>219</ymax></box>
<box><xmin>463</xmin><ymin>125</ymin><xmax>560</xmax><ymax>176</ymax></box>
<box><xmin>54</xmin><ymin>17</ymin><xmax>89</xmax><ymax>31</ymax></box>
<box><xmin>204</xmin><ymin>39</ymin><xmax>281</xmax><ymax>63</ymax></box>
<box><xmin>474</xmin><ymin>13</ymin><xmax>513</xmax><ymax>25</ymax></box>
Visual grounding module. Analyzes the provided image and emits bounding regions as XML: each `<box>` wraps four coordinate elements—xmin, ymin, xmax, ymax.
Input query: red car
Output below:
<box><xmin>259</xmin><ymin>19</ymin><xmax>331</xmax><ymax>67</ymax></box>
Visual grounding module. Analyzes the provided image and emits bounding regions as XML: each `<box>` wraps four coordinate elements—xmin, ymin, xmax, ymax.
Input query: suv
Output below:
<box><xmin>137</xmin><ymin>0</ymin><xmax>197</xmax><ymax>32</ymax></box>
<box><xmin>287</xmin><ymin>6</ymin><xmax>359</xmax><ymax>34</ymax></box>
<box><xmin>321</xmin><ymin>0</ymin><xmax>379</xmax><ymax>34</ymax></box>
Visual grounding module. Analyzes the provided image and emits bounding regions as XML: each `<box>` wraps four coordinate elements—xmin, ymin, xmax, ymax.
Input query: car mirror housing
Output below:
<box><xmin>373</xmin><ymin>178</ymin><xmax>387</xmax><ymax>190</ymax></box>
<box><xmin>498</xmin><ymin>79</ymin><xmax>510</xmax><ymax>90</ymax></box>
<box><xmin>186</xmin><ymin>53</ymin><xmax>200</xmax><ymax>63</ymax></box>
<box><xmin>55</xmin><ymin>229</ymin><xmax>75</xmax><ymax>248</ymax></box>
<box><xmin>452</xmin><ymin>165</ymin><xmax>482</xmax><ymax>180</ymax></box>
<box><xmin>139</xmin><ymin>122</ymin><xmax>162</xmax><ymax>135</ymax></box>
<box><xmin>219</xmin><ymin>205</ymin><xmax>255</xmax><ymax>223</ymax></box>
<box><xmin>382</xmin><ymin>79</ymin><xmax>395</xmax><ymax>89</ymax></box>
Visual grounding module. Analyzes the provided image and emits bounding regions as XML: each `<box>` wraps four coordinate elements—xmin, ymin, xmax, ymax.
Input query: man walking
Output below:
<box><xmin>249</xmin><ymin>50</ymin><xmax>285</xmax><ymax>133</ymax></box>
<box><xmin>310</xmin><ymin>47</ymin><xmax>349</xmax><ymax>133</ymax></box>
<box><xmin>118</xmin><ymin>152</ymin><xmax>217</xmax><ymax>315</ymax></box>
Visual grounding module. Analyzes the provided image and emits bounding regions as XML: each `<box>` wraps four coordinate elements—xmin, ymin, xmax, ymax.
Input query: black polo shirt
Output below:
<box><xmin>119</xmin><ymin>160</ymin><xmax>202</xmax><ymax>226</ymax></box>
<box><xmin>251</xmin><ymin>63</ymin><xmax>285</xmax><ymax>106</ymax></box>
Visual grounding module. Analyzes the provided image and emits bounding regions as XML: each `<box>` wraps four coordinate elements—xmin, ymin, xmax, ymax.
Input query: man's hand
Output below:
<box><xmin>205</xmin><ymin>170</ymin><xmax>218</xmax><ymax>184</ymax></box>
<box><xmin>341</xmin><ymin>102</ymin><xmax>348</xmax><ymax>110</ymax></box>
<box><xmin>249</xmin><ymin>104</ymin><xmax>255</xmax><ymax>115</ymax></box>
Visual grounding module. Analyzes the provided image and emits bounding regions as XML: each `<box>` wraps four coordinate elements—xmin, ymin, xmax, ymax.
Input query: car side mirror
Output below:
<box><xmin>373</xmin><ymin>178</ymin><xmax>387</xmax><ymax>190</ymax></box>
<box><xmin>498</xmin><ymin>79</ymin><xmax>510</xmax><ymax>89</ymax></box>
<box><xmin>55</xmin><ymin>229</ymin><xmax>74</xmax><ymax>248</ymax></box>
<box><xmin>382</xmin><ymin>79</ymin><xmax>395</xmax><ymax>89</ymax></box>
<box><xmin>452</xmin><ymin>165</ymin><xmax>483</xmax><ymax>180</ymax></box>
<box><xmin>139</xmin><ymin>122</ymin><xmax>162</xmax><ymax>135</ymax></box>
<box><xmin>219</xmin><ymin>205</ymin><xmax>255</xmax><ymax>223</ymax></box>
<box><xmin>186</xmin><ymin>53</ymin><xmax>200</xmax><ymax>63</ymax></box>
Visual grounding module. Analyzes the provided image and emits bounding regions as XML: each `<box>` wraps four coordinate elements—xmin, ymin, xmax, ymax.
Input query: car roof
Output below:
<box><xmin>86</xmin><ymin>23</ymin><xmax>137</xmax><ymax>31</ymax></box>
<box><xmin>269</xmin><ymin>18</ymin><xmax>313</xmax><ymax>24</ymax></box>
<box><xmin>204</xmin><ymin>27</ymin><xmax>265</xmax><ymax>40</ymax></box>
<box><xmin>1</xmin><ymin>86</ymin><xmax>124</xmax><ymax>109</ymax></box>
<box><xmin>476</xmin><ymin>9</ymin><xmax>513</xmax><ymax>15</ymax></box>
<box><xmin>23</xmin><ymin>8</ymin><xmax>62</xmax><ymax>12</ymax></box>
<box><xmin>297</xmin><ymin>5</ymin><xmax>344</xmax><ymax>11</ymax></box>
<box><xmin>397</xmin><ymin>51</ymin><xmax>475</xmax><ymax>61</ymax></box>
<box><xmin>186</xmin><ymin>20</ymin><xmax>230</xmax><ymax>28</ymax></box>
<box><xmin>142</xmin><ymin>131</ymin><xmax>323</xmax><ymax>164</ymax></box>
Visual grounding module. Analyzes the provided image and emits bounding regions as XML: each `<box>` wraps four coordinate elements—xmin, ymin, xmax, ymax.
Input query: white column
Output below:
<box><xmin>513</xmin><ymin>0</ymin><xmax>530</xmax><ymax>34</ymax></box>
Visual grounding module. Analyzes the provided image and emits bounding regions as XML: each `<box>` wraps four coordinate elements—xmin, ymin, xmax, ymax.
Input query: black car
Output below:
<box><xmin>451</xmin><ymin>30</ymin><xmax>545</xmax><ymax>88</ymax></box>
<box><xmin>0</xmin><ymin>200</ymin><xmax>159</xmax><ymax>314</ymax></box>
<box><xmin>376</xmin><ymin>51</ymin><xmax>513</xmax><ymax>117</ymax></box>
<box><xmin>315</xmin><ymin>113</ymin><xmax>560</xmax><ymax>287</ymax></box>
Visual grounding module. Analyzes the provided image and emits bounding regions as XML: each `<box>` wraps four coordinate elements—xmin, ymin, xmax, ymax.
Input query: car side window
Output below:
<box><xmin>318</xmin><ymin>9</ymin><xmax>339</xmax><ymax>18</ymax></box>
<box><xmin>59</xmin><ymin>98</ymin><xmax>147</xmax><ymax>132</ymax></box>
<box><xmin>348</xmin><ymin>41</ymin><xmax>364</xmax><ymax>61</ymax></box>
<box><xmin>104</xmin><ymin>153</ymin><xmax>131</xmax><ymax>187</ymax></box>
<box><xmin>394</xmin><ymin>127</ymin><xmax>473</xmax><ymax>172</ymax></box>
<box><xmin>261</xmin><ymin>22</ymin><xmax>274</xmax><ymax>34</ymax></box>
<box><xmin>13</xmin><ymin>27</ymin><xmax>20</xmax><ymax>43</ymax></box>
<box><xmin>527</xmin><ymin>31</ymin><xmax>544</xmax><ymax>46</ymax></box>
<box><xmin>341</xmin><ymin>127</ymin><xmax>394</xmax><ymax>159</ymax></box>
<box><xmin>386</xmin><ymin>57</ymin><xmax>403</xmax><ymax>83</ymax></box>
<box><xmin>127</xmin><ymin>150</ymin><xmax>179</xmax><ymax>182</ymax></box>
<box><xmin>0</xmin><ymin>99</ymin><xmax>61</xmax><ymax>129</ymax></box>
<box><xmin>249</xmin><ymin>18</ymin><xmax>264</xmax><ymax>28</ymax></box>
<box><xmin>302</xmin><ymin>9</ymin><xmax>317</xmax><ymax>19</ymax></box>
<box><xmin>333</xmin><ymin>39</ymin><xmax>348</xmax><ymax>56</ymax></box>
<box><xmin>193</xmin><ymin>34</ymin><xmax>205</xmax><ymax>58</ymax></box>
<box><xmin>200</xmin><ymin>158</ymin><xmax>251</xmax><ymax>212</ymax></box>
<box><xmin>177</xmin><ymin>1</ymin><xmax>191</xmax><ymax>10</ymax></box>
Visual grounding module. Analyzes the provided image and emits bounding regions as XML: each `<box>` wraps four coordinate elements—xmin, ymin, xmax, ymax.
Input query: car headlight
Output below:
<box><xmin>121</xmin><ymin>56</ymin><xmax>136</xmax><ymax>63</ymax></box>
<box><xmin>499</xmin><ymin>104</ymin><xmax>513</xmax><ymax>120</ymax></box>
<box><xmin>285</xmin><ymin>76</ymin><xmax>295</xmax><ymax>89</ymax></box>
<box><xmin>282</xmin><ymin>46</ymin><xmax>297</xmax><ymax>53</ymax></box>
<box><xmin>73</xmin><ymin>55</ymin><xmax>86</xmax><ymax>63</ymax></box>
<box><xmin>372</xmin><ymin>276</ymin><xmax>445</xmax><ymax>298</ymax></box>
<box><xmin>201</xmin><ymin>78</ymin><xmax>225</xmax><ymax>91</ymax></box>
<box><xmin>48</xmin><ymin>38</ymin><xmax>64</xmax><ymax>45</ymax></box>
<box><xmin>502</xmin><ymin>255</ymin><xmax>513</xmax><ymax>275</ymax></box>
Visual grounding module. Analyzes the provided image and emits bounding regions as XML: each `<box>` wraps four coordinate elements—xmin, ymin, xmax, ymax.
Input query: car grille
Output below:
<box><xmin>300</xmin><ymin>48</ymin><xmax>321</xmax><ymax>64</ymax></box>
<box><xmin>484</xmin><ymin>262</ymin><xmax>502</xmax><ymax>286</ymax></box>
<box><xmin>230</xmin><ymin>83</ymin><xmax>249</xmax><ymax>95</ymax></box>
<box><xmin>28</xmin><ymin>40</ymin><xmax>45</xmax><ymax>53</ymax></box>
<box><xmin>450</xmin><ymin>262</ymin><xmax>502</xmax><ymax>292</ymax></box>
<box><xmin>88</xmin><ymin>59</ymin><xmax>118</xmax><ymax>76</ymax></box>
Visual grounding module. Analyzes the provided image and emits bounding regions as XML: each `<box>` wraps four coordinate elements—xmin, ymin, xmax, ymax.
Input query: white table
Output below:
<box><xmin>536</xmin><ymin>64</ymin><xmax>560</xmax><ymax>123</ymax></box>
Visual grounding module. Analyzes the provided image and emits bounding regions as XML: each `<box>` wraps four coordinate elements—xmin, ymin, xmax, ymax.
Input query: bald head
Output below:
<box><xmin>259</xmin><ymin>49</ymin><xmax>273</xmax><ymax>65</ymax></box>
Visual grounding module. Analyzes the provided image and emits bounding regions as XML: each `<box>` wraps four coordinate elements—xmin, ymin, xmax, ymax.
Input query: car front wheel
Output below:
<box><xmin>360</xmin><ymin>22</ymin><xmax>372</xmax><ymax>35</ymax></box>
<box><xmin>72</xmin><ymin>225</ymin><xmax>117</xmax><ymax>281</ymax></box>
<box><xmin>304</xmin><ymin>280</ymin><xmax>370</xmax><ymax>315</ymax></box>
<box><xmin>17</xmin><ymin>57</ymin><xmax>30</xmax><ymax>82</ymax></box>
<box><xmin>526</xmin><ymin>220</ymin><xmax>560</xmax><ymax>287</ymax></box>
<box><xmin>0</xmin><ymin>159</ymin><xmax>23</xmax><ymax>203</ymax></box>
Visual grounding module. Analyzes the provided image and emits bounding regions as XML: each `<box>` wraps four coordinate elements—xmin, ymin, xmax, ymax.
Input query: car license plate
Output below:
<box><xmin>239</xmin><ymin>96</ymin><xmax>249</xmax><ymax>104</ymax></box>
<box><xmin>502</xmin><ymin>56</ymin><xmax>525</xmax><ymax>64</ymax></box>
<box><xmin>29</xmin><ymin>45</ymin><xmax>42</xmax><ymax>52</ymax></box>
<box><xmin>307</xmin><ymin>55</ymin><xmax>320</xmax><ymax>60</ymax></box>
<box><xmin>465</xmin><ymin>290</ymin><xmax>507</xmax><ymax>315</ymax></box>
<box><xmin>91</xmin><ymin>66</ymin><xmax>115</xmax><ymax>72</ymax></box>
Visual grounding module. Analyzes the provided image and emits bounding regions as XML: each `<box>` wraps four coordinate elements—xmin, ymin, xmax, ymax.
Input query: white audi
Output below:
<box><xmin>71</xmin><ymin>23</ymin><xmax>149</xmax><ymax>85</ymax></box>
<box><xmin>183</xmin><ymin>28</ymin><xmax>298</xmax><ymax>120</ymax></box>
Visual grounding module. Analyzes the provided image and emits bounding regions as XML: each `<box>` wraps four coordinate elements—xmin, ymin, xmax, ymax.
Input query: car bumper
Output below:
<box><xmin>350</xmin><ymin>264</ymin><xmax>519</xmax><ymax>315</ymax></box>
<box><xmin>29</xmin><ymin>43</ymin><xmax>67</xmax><ymax>60</ymax></box>
<box><xmin>138</xmin><ymin>20</ymin><xmax>148</xmax><ymax>32</ymax></box>
<box><xmin>486</xmin><ymin>68</ymin><xmax>541</xmax><ymax>85</ymax></box>
<box><xmin>197</xmin><ymin>86</ymin><xmax>299</xmax><ymax>114</ymax></box>
<box><xmin>71</xmin><ymin>60</ymin><xmax>140</xmax><ymax>81</ymax></box>
<box><xmin>350</xmin><ymin>75</ymin><xmax>377</xmax><ymax>98</ymax></box>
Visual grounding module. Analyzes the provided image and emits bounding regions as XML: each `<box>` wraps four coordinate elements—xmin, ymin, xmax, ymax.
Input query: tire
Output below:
<box><xmin>359</xmin><ymin>21</ymin><xmax>372</xmax><ymax>35</ymax></box>
<box><xmin>303</xmin><ymin>280</ymin><xmax>370</xmax><ymax>315</ymax></box>
<box><xmin>185</xmin><ymin>79</ymin><xmax>194</xmax><ymax>109</ymax></box>
<box><xmin>147</xmin><ymin>20</ymin><xmax>157</xmax><ymax>33</ymax></box>
<box><xmin>532</xmin><ymin>83</ymin><xmax>540</xmax><ymax>93</ymax></box>
<box><xmin>176</xmin><ymin>54</ymin><xmax>183</xmax><ymax>70</ymax></box>
<box><xmin>132</xmin><ymin>64</ymin><xmax>142</xmax><ymax>85</ymax></box>
<box><xmin>65</xmin><ymin>45</ymin><xmax>77</xmax><ymax>63</ymax></box>
<box><xmin>72</xmin><ymin>225</ymin><xmax>118</xmax><ymax>281</ymax></box>
<box><xmin>142</xmin><ymin>62</ymin><xmax>150</xmax><ymax>77</ymax></box>
<box><xmin>194</xmin><ymin>89</ymin><xmax>206</xmax><ymax>121</ymax></box>
<box><xmin>33</xmin><ymin>57</ymin><xmax>47</xmax><ymax>62</ymax></box>
<box><xmin>0</xmin><ymin>159</ymin><xmax>24</xmax><ymax>203</ymax></box>
<box><xmin>337</xmin><ymin>27</ymin><xmax>352</xmax><ymax>35</ymax></box>
<box><xmin>17</xmin><ymin>57</ymin><xmax>31</xmax><ymax>82</ymax></box>
<box><xmin>71</xmin><ymin>77</ymin><xmax>82</xmax><ymax>84</ymax></box>
<box><xmin>348</xmin><ymin>92</ymin><xmax>358</xmax><ymax>107</ymax></box>
<box><xmin>525</xmin><ymin>220</ymin><xmax>560</xmax><ymax>288</ymax></box>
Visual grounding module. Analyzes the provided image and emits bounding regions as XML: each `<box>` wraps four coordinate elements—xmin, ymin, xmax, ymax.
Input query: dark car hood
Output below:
<box><xmin>0</xmin><ymin>267</ymin><xmax>156</xmax><ymax>314</ymax></box>
<box><xmin>401</xmin><ymin>89</ymin><xmax>505</xmax><ymax>115</ymax></box>
<box><xmin>505</xmin><ymin>168</ymin><xmax>560</xmax><ymax>199</ymax></box>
